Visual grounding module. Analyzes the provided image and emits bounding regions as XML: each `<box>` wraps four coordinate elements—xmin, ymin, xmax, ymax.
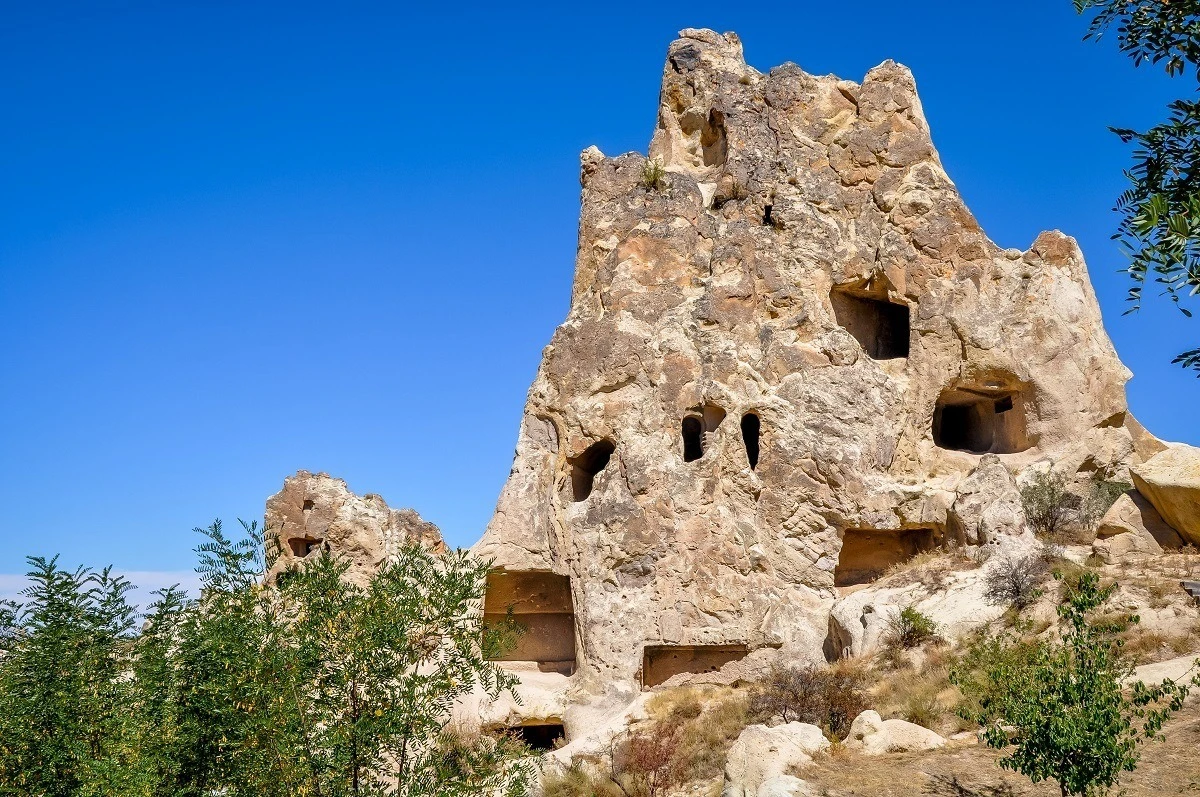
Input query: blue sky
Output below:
<box><xmin>1</xmin><ymin>1</ymin><xmax>1197</xmax><ymax>590</ymax></box>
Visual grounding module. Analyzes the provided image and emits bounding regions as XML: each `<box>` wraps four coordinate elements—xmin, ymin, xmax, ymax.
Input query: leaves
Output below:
<box><xmin>1075</xmin><ymin>0</ymin><xmax>1200</xmax><ymax>373</ymax></box>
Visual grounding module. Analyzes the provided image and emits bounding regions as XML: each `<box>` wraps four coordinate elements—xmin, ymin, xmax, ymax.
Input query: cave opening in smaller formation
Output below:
<box><xmin>933</xmin><ymin>380</ymin><xmax>1032</xmax><ymax>455</ymax></box>
<box><xmin>740</xmin><ymin>413</ymin><xmax>760</xmax><ymax>470</ymax></box>
<box><xmin>288</xmin><ymin>536</ymin><xmax>319</xmax><ymax>558</ymax></box>
<box><xmin>830</xmin><ymin>288</ymin><xmax>910</xmax><ymax>360</ymax></box>
<box><xmin>511</xmin><ymin>723</ymin><xmax>566</xmax><ymax>752</ymax></box>
<box><xmin>642</xmin><ymin>644</ymin><xmax>750</xmax><ymax>689</ymax></box>
<box><xmin>678</xmin><ymin>107</ymin><xmax>728</xmax><ymax>169</ymax></box>
<box><xmin>834</xmin><ymin>528</ymin><xmax>938</xmax><ymax>587</ymax></box>
<box><xmin>484</xmin><ymin>571</ymin><xmax>576</xmax><ymax>674</ymax></box>
<box><xmin>568</xmin><ymin>439</ymin><xmax>615</xmax><ymax>502</ymax></box>
<box><xmin>682</xmin><ymin>416</ymin><xmax>704</xmax><ymax>462</ymax></box>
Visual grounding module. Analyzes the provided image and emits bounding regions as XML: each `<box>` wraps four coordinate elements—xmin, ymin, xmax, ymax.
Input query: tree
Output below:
<box><xmin>1075</xmin><ymin>0</ymin><xmax>1200</xmax><ymax>373</ymax></box>
<box><xmin>951</xmin><ymin>571</ymin><xmax>1194</xmax><ymax>797</ymax></box>
<box><xmin>160</xmin><ymin>519</ymin><xmax>533</xmax><ymax>797</ymax></box>
<box><xmin>0</xmin><ymin>521</ymin><xmax>533</xmax><ymax>797</ymax></box>
<box><xmin>0</xmin><ymin>557</ymin><xmax>139</xmax><ymax>796</ymax></box>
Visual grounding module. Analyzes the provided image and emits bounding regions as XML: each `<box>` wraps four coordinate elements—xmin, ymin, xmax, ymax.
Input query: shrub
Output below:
<box><xmin>985</xmin><ymin>553</ymin><xmax>1049</xmax><ymax>610</ymax></box>
<box><xmin>641</xmin><ymin>158</ymin><xmax>667</xmax><ymax>192</ymax></box>
<box><xmin>748</xmin><ymin>662</ymin><xmax>869</xmax><ymax>738</ymax></box>
<box><xmin>1079</xmin><ymin>476</ymin><xmax>1133</xmax><ymax>533</ymax></box>
<box><xmin>1021</xmin><ymin>469</ymin><xmax>1078</xmax><ymax>540</ymax></box>
<box><xmin>886</xmin><ymin>606</ymin><xmax>942</xmax><ymax>649</ymax></box>
<box><xmin>609</xmin><ymin>726</ymin><xmax>688</xmax><ymax>797</ymax></box>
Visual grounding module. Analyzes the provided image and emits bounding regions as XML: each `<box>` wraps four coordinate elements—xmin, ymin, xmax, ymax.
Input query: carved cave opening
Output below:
<box><xmin>642</xmin><ymin>644</ymin><xmax>750</xmax><ymax>689</ymax></box>
<box><xmin>484</xmin><ymin>571</ymin><xmax>576</xmax><ymax>674</ymax></box>
<box><xmin>288</xmin><ymin>536</ymin><xmax>320</xmax><ymax>558</ymax></box>
<box><xmin>740</xmin><ymin>413</ymin><xmax>760</xmax><ymax>470</ymax></box>
<box><xmin>569</xmin><ymin>439</ymin><xmax>615</xmax><ymax>502</ymax></box>
<box><xmin>830</xmin><ymin>289</ymin><xmax>910</xmax><ymax>360</ymax></box>
<box><xmin>933</xmin><ymin>382</ymin><xmax>1031</xmax><ymax>455</ymax></box>
<box><xmin>512</xmin><ymin>723</ymin><xmax>566</xmax><ymax>752</ymax></box>
<box><xmin>834</xmin><ymin>528</ymin><xmax>938</xmax><ymax>587</ymax></box>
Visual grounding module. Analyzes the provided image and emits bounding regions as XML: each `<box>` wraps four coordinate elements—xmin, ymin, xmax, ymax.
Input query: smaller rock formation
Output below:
<box><xmin>845</xmin><ymin>710</ymin><xmax>946</xmax><ymax>755</ymax></box>
<box><xmin>1132</xmin><ymin>446</ymin><xmax>1200</xmax><ymax>546</ymax></box>
<box><xmin>1092</xmin><ymin>490</ymin><xmax>1183</xmax><ymax>564</ymax></box>
<box><xmin>264</xmin><ymin>471</ymin><xmax>445</xmax><ymax>585</ymax></box>
<box><xmin>724</xmin><ymin>723</ymin><xmax>827</xmax><ymax>797</ymax></box>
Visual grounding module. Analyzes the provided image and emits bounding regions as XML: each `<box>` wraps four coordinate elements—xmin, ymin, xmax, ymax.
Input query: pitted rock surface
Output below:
<box><xmin>473</xmin><ymin>29</ymin><xmax>1146</xmax><ymax>694</ymax></box>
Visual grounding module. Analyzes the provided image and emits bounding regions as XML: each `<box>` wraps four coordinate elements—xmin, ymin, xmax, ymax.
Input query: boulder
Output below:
<box><xmin>724</xmin><ymin>723</ymin><xmax>828</xmax><ymax>797</ymax></box>
<box><xmin>845</xmin><ymin>710</ymin><xmax>946</xmax><ymax>755</ymax></box>
<box><xmin>1096</xmin><ymin>490</ymin><xmax>1182</xmax><ymax>545</ymax></box>
<box><xmin>1093</xmin><ymin>530</ymin><xmax>1162</xmax><ymax>564</ymax></box>
<box><xmin>948</xmin><ymin>455</ymin><xmax>1028</xmax><ymax>545</ymax></box>
<box><xmin>1132</xmin><ymin>446</ymin><xmax>1200</xmax><ymax>546</ymax></box>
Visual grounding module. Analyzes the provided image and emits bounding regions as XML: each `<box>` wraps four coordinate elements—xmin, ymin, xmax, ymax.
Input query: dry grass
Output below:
<box><xmin>881</xmin><ymin>549</ymin><xmax>980</xmax><ymax>589</ymax></box>
<box><xmin>800</xmin><ymin>704</ymin><xmax>1200</xmax><ymax>797</ymax></box>
<box><xmin>868</xmin><ymin>647</ymin><xmax>967</xmax><ymax>735</ymax></box>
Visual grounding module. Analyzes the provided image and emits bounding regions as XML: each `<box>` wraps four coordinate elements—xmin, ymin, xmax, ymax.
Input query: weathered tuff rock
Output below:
<box><xmin>473</xmin><ymin>27</ymin><xmax>1144</xmax><ymax>706</ymax></box>
<box><xmin>265</xmin><ymin>471</ymin><xmax>444</xmax><ymax>585</ymax></box>
<box><xmin>845</xmin><ymin>710</ymin><xmax>946</xmax><ymax>755</ymax></box>
<box><xmin>1132</xmin><ymin>446</ymin><xmax>1200</xmax><ymax>546</ymax></box>
<box><xmin>1091</xmin><ymin>490</ymin><xmax>1183</xmax><ymax>564</ymax></box>
<box><xmin>724</xmin><ymin>722</ymin><xmax>827</xmax><ymax>797</ymax></box>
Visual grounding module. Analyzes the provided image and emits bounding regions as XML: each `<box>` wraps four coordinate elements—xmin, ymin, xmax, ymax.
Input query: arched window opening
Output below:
<box><xmin>933</xmin><ymin>380</ymin><xmax>1032</xmax><ymax>455</ymax></box>
<box><xmin>682</xmin><ymin>416</ymin><xmax>704</xmax><ymax>462</ymax></box>
<box><xmin>568</xmin><ymin>439</ymin><xmax>615</xmax><ymax>502</ymax></box>
<box><xmin>740</xmin><ymin>413</ymin><xmax>760</xmax><ymax>470</ymax></box>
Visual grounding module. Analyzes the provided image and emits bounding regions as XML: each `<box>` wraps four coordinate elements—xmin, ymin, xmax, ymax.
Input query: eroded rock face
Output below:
<box><xmin>265</xmin><ymin>471</ymin><xmax>445</xmax><ymax>585</ymax></box>
<box><xmin>474</xmin><ymin>29</ymin><xmax>1139</xmax><ymax>695</ymax></box>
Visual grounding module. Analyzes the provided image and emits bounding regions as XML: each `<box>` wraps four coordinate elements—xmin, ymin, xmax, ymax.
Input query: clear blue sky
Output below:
<box><xmin>2</xmin><ymin>1</ymin><xmax>1197</xmax><ymax>588</ymax></box>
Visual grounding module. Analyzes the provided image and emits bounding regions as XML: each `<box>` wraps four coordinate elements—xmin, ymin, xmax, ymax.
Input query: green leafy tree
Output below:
<box><xmin>1075</xmin><ymin>0</ymin><xmax>1200</xmax><ymax>372</ymax></box>
<box><xmin>158</xmin><ymin>519</ymin><xmax>532</xmax><ymax>797</ymax></box>
<box><xmin>951</xmin><ymin>571</ymin><xmax>1194</xmax><ymax>797</ymax></box>
<box><xmin>0</xmin><ymin>557</ymin><xmax>139</xmax><ymax>797</ymax></box>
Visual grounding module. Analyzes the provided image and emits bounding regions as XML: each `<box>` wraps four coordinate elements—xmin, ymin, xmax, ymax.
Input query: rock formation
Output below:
<box><xmin>265</xmin><ymin>471</ymin><xmax>444</xmax><ymax>585</ymax></box>
<box><xmin>263</xmin><ymin>28</ymin><xmax>1200</xmax><ymax>764</ymax></box>
<box><xmin>472</xmin><ymin>27</ymin><xmax>1150</xmax><ymax>717</ymax></box>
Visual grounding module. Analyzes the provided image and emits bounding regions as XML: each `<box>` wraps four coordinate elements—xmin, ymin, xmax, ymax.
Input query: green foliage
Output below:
<box><xmin>0</xmin><ymin>557</ymin><xmax>139</xmax><ymax>797</ymax></box>
<box><xmin>1074</xmin><ymin>0</ymin><xmax>1200</xmax><ymax>373</ymax></box>
<box><xmin>951</xmin><ymin>571</ymin><xmax>1195</xmax><ymax>797</ymax></box>
<box><xmin>1020</xmin><ymin>470</ymin><xmax>1078</xmax><ymax>540</ymax></box>
<box><xmin>1021</xmin><ymin>469</ymin><xmax>1129</xmax><ymax>541</ymax></box>
<box><xmin>887</xmin><ymin>606</ymin><xmax>942</xmax><ymax>649</ymax></box>
<box><xmin>0</xmin><ymin>521</ymin><xmax>532</xmax><ymax>797</ymax></box>
<box><xmin>641</xmin><ymin>158</ymin><xmax>667</xmax><ymax>192</ymax></box>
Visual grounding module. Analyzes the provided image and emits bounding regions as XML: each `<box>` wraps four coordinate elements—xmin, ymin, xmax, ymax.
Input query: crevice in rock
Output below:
<box><xmin>741</xmin><ymin>412</ymin><xmax>760</xmax><ymax>470</ymax></box>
